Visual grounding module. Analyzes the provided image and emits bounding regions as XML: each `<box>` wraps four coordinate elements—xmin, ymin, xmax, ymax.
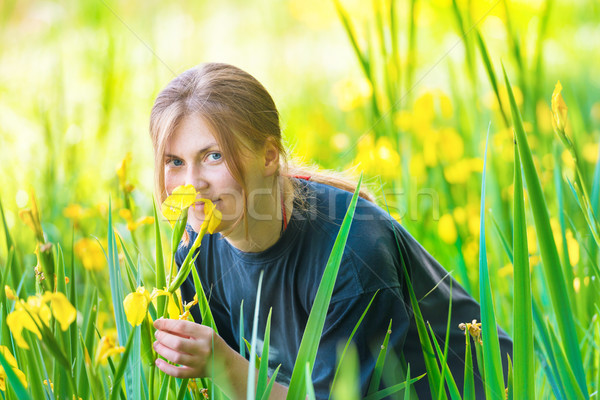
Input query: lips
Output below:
<box><xmin>193</xmin><ymin>199</ymin><xmax>219</xmax><ymax>208</ymax></box>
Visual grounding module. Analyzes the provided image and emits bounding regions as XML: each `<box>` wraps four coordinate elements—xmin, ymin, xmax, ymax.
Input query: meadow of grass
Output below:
<box><xmin>0</xmin><ymin>0</ymin><xmax>599</xmax><ymax>398</ymax></box>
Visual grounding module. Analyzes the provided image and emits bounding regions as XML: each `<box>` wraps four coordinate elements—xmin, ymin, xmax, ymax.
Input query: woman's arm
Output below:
<box><xmin>153</xmin><ymin>318</ymin><xmax>289</xmax><ymax>399</ymax></box>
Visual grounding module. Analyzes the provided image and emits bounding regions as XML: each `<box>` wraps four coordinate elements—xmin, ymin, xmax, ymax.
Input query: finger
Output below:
<box><xmin>154</xmin><ymin>318</ymin><xmax>208</xmax><ymax>338</ymax></box>
<box><xmin>153</xmin><ymin>340</ymin><xmax>195</xmax><ymax>366</ymax></box>
<box><xmin>155</xmin><ymin>330</ymin><xmax>201</xmax><ymax>355</ymax></box>
<box><xmin>155</xmin><ymin>358</ymin><xmax>197</xmax><ymax>379</ymax></box>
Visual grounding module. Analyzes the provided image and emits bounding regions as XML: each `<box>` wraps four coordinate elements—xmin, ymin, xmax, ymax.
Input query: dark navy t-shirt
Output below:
<box><xmin>176</xmin><ymin>179</ymin><xmax>512</xmax><ymax>399</ymax></box>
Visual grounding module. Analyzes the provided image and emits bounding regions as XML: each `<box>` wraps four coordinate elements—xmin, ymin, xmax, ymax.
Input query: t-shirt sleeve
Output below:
<box><xmin>311</xmin><ymin>288</ymin><xmax>411</xmax><ymax>399</ymax></box>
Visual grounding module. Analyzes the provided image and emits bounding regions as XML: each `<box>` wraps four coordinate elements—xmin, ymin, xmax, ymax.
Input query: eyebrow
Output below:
<box><xmin>164</xmin><ymin>143</ymin><xmax>219</xmax><ymax>159</ymax></box>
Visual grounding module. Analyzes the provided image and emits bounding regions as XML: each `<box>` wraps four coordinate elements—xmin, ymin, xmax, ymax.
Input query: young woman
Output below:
<box><xmin>150</xmin><ymin>62</ymin><xmax>512</xmax><ymax>399</ymax></box>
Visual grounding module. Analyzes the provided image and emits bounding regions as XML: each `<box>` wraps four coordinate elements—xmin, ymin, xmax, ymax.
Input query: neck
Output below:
<box><xmin>223</xmin><ymin>177</ymin><xmax>293</xmax><ymax>253</ymax></box>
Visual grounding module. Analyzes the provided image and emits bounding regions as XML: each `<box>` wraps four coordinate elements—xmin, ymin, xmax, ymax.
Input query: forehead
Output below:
<box><xmin>166</xmin><ymin>114</ymin><xmax>218</xmax><ymax>153</ymax></box>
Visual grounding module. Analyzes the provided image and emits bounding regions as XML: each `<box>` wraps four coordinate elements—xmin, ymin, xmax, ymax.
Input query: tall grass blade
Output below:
<box><xmin>105</xmin><ymin>198</ymin><xmax>133</xmax><ymax>399</ymax></box>
<box><xmin>366</xmin><ymin>319</ymin><xmax>393</xmax><ymax>396</ymax></box>
<box><xmin>154</xmin><ymin>202</ymin><xmax>167</xmax><ymax>316</ymax></box>
<box><xmin>332</xmin><ymin>0</ymin><xmax>370</xmax><ymax>78</ymax></box>
<box><xmin>512</xmin><ymin>138</ymin><xmax>535</xmax><ymax>399</ymax></box>
<box><xmin>478</xmin><ymin>123</ymin><xmax>505</xmax><ymax>400</ymax></box>
<box><xmin>305</xmin><ymin>362</ymin><xmax>316</xmax><ymax>400</ymax></box>
<box><xmin>256</xmin><ymin>308</ymin><xmax>272</xmax><ymax>398</ymax></box>
<box><xmin>428</xmin><ymin>323</ymin><xmax>461</xmax><ymax>400</ymax></box>
<box><xmin>502</xmin><ymin>66</ymin><xmax>587</xmax><ymax>395</ymax></box>
<box><xmin>507</xmin><ymin>355</ymin><xmax>513</xmax><ymax>400</ymax></box>
<box><xmin>363</xmin><ymin>374</ymin><xmax>426</xmax><ymax>400</ymax></box>
<box><xmin>329</xmin><ymin>290</ymin><xmax>380</xmax><ymax>398</ymax></box>
<box><xmin>463</xmin><ymin>332</ymin><xmax>476</xmax><ymax>400</ymax></box>
<box><xmin>109</xmin><ymin>327</ymin><xmax>136</xmax><ymax>400</ymax></box>
<box><xmin>332</xmin><ymin>343</ymin><xmax>360</xmax><ymax>400</ymax></box>
<box><xmin>259</xmin><ymin>365</ymin><xmax>281</xmax><ymax>400</ymax></box>
<box><xmin>403</xmin><ymin>364</ymin><xmax>412</xmax><ymax>400</ymax></box>
<box><xmin>247</xmin><ymin>270</ymin><xmax>264</xmax><ymax>400</ymax></box>
<box><xmin>475</xmin><ymin>30</ymin><xmax>509</xmax><ymax>127</ymax></box>
<box><xmin>532</xmin><ymin>300</ymin><xmax>567</xmax><ymax>399</ymax></box>
<box><xmin>547</xmin><ymin>322</ymin><xmax>587</xmax><ymax>400</ymax></box>
<box><xmin>286</xmin><ymin>175</ymin><xmax>363</xmax><ymax>400</ymax></box>
<box><xmin>239</xmin><ymin>300</ymin><xmax>246</xmax><ymax>358</ymax></box>
<box><xmin>191</xmin><ymin>259</ymin><xmax>217</xmax><ymax>333</ymax></box>
<box><xmin>383</xmin><ymin>208</ymin><xmax>445</xmax><ymax>398</ymax></box>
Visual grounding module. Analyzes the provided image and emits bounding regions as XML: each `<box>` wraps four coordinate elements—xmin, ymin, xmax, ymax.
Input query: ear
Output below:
<box><xmin>262</xmin><ymin>138</ymin><xmax>280</xmax><ymax>177</ymax></box>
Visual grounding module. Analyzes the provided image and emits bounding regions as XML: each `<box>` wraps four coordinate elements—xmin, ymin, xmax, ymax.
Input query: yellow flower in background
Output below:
<box><xmin>18</xmin><ymin>189</ymin><xmax>44</xmax><ymax>242</ymax></box>
<box><xmin>4</xmin><ymin>286</ymin><xmax>17</xmax><ymax>301</ymax></box>
<box><xmin>438</xmin><ymin>214</ymin><xmax>458</xmax><ymax>244</ymax></box>
<box><xmin>6</xmin><ymin>295</ymin><xmax>53</xmax><ymax>349</ymax></box>
<box><xmin>565</xmin><ymin>230</ymin><xmax>580</xmax><ymax>267</ymax></box>
<box><xmin>332</xmin><ymin>76</ymin><xmax>372</xmax><ymax>111</ymax></box>
<box><xmin>351</xmin><ymin>135</ymin><xmax>401</xmax><ymax>180</ymax></box>
<box><xmin>119</xmin><ymin>209</ymin><xmax>155</xmax><ymax>231</ymax></box>
<box><xmin>42</xmin><ymin>292</ymin><xmax>77</xmax><ymax>331</ymax></box>
<box><xmin>583</xmin><ymin>143</ymin><xmax>599</xmax><ymax>164</ymax></box>
<box><xmin>443</xmin><ymin>159</ymin><xmax>470</xmax><ymax>184</ymax></box>
<box><xmin>123</xmin><ymin>287</ymin><xmax>151</xmax><ymax>327</ymax></box>
<box><xmin>63</xmin><ymin>204</ymin><xmax>85</xmax><ymax>220</ymax></box>
<box><xmin>412</xmin><ymin>89</ymin><xmax>453</xmax><ymax>129</ymax></box>
<box><xmin>394</xmin><ymin>110</ymin><xmax>413</xmax><ymax>132</ymax></box>
<box><xmin>116</xmin><ymin>153</ymin><xmax>135</xmax><ymax>193</ymax></box>
<box><xmin>527</xmin><ymin>226</ymin><xmax>538</xmax><ymax>255</ymax></box>
<box><xmin>74</xmin><ymin>238</ymin><xmax>106</xmax><ymax>271</ymax></box>
<box><xmin>95</xmin><ymin>332</ymin><xmax>125</xmax><ymax>365</ymax></box>
<box><xmin>484</xmin><ymin>85</ymin><xmax>522</xmax><ymax>111</ymax></box>
<box><xmin>551</xmin><ymin>80</ymin><xmax>568</xmax><ymax>133</ymax></box>
<box><xmin>0</xmin><ymin>345</ymin><xmax>27</xmax><ymax>391</ymax></box>
<box><xmin>438</xmin><ymin>128</ymin><xmax>464</xmax><ymax>163</ymax></box>
<box><xmin>413</xmin><ymin>92</ymin><xmax>435</xmax><ymax>127</ymax></box>
<box><xmin>161</xmin><ymin>184</ymin><xmax>198</xmax><ymax>227</ymax></box>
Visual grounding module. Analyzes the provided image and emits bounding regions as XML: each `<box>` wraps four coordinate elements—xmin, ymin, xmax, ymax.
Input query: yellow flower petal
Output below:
<box><xmin>0</xmin><ymin>345</ymin><xmax>27</xmax><ymax>390</ymax></box>
<box><xmin>161</xmin><ymin>185</ymin><xmax>198</xmax><ymax>227</ymax></box>
<box><xmin>4</xmin><ymin>286</ymin><xmax>17</xmax><ymax>301</ymax></box>
<box><xmin>95</xmin><ymin>334</ymin><xmax>125</xmax><ymax>365</ymax></box>
<box><xmin>200</xmin><ymin>199</ymin><xmax>222</xmax><ymax>234</ymax></box>
<box><xmin>167</xmin><ymin>295</ymin><xmax>181</xmax><ymax>320</ymax></box>
<box><xmin>6</xmin><ymin>308</ymin><xmax>40</xmax><ymax>349</ymax></box>
<box><xmin>123</xmin><ymin>288</ymin><xmax>149</xmax><ymax>326</ymax></box>
<box><xmin>74</xmin><ymin>238</ymin><xmax>106</xmax><ymax>271</ymax></box>
<box><xmin>42</xmin><ymin>292</ymin><xmax>77</xmax><ymax>331</ymax></box>
<box><xmin>551</xmin><ymin>80</ymin><xmax>568</xmax><ymax>133</ymax></box>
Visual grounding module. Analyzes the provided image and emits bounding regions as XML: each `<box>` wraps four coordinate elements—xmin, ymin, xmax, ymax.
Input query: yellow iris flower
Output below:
<box><xmin>0</xmin><ymin>345</ymin><xmax>28</xmax><ymax>391</ymax></box>
<box><xmin>123</xmin><ymin>286</ymin><xmax>191</xmax><ymax>326</ymax></box>
<box><xmin>95</xmin><ymin>332</ymin><xmax>125</xmax><ymax>365</ymax></box>
<box><xmin>551</xmin><ymin>80</ymin><xmax>568</xmax><ymax>133</ymax></box>
<box><xmin>161</xmin><ymin>184</ymin><xmax>198</xmax><ymax>227</ymax></box>
<box><xmin>123</xmin><ymin>287</ymin><xmax>152</xmax><ymax>327</ymax></box>
<box><xmin>6</xmin><ymin>292</ymin><xmax>76</xmax><ymax>349</ymax></box>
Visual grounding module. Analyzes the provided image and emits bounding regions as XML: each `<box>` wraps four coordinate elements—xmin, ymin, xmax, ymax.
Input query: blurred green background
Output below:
<box><xmin>1</xmin><ymin>0</ymin><xmax>599</xmax><ymax>306</ymax></box>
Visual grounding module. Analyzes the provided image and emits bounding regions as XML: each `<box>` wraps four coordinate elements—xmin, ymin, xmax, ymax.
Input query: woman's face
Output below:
<box><xmin>164</xmin><ymin>114</ymin><xmax>246</xmax><ymax>232</ymax></box>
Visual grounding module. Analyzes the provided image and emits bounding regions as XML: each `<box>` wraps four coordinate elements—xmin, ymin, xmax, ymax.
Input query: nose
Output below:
<box><xmin>185</xmin><ymin>164</ymin><xmax>209</xmax><ymax>193</ymax></box>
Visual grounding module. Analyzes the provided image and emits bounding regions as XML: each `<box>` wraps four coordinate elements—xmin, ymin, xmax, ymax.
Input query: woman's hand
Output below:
<box><xmin>153</xmin><ymin>318</ymin><xmax>228</xmax><ymax>379</ymax></box>
<box><xmin>153</xmin><ymin>317</ymin><xmax>289</xmax><ymax>399</ymax></box>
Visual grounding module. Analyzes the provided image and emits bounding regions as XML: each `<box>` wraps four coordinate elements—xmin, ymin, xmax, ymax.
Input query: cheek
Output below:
<box><xmin>164</xmin><ymin>170</ymin><xmax>183</xmax><ymax>195</ymax></box>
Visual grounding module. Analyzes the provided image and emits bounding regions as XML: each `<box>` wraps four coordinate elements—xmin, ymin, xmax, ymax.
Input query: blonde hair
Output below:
<box><xmin>149</xmin><ymin>63</ymin><xmax>374</xmax><ymax>239</ymax></box>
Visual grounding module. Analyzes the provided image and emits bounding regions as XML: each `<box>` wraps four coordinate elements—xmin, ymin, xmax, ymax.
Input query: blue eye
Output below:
<box><xmin>207</xmin><ymin>152</ymin><xmax>222</xmax><ymax>162</ymax></box>
<box><xmin>167</xmin><ymin>158</ymin><xmax>183</xmax><ymax>167</ymax></box>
